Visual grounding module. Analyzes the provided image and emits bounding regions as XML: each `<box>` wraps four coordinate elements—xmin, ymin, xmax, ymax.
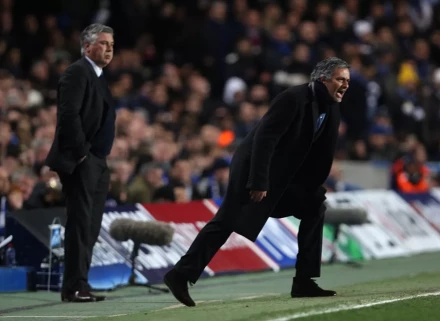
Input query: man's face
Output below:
<box><xmin>172</xmin><ymin>160</ymin><xmax>192</xmax><ymax>184</ymax></box>
<box><xmin>145</xmin><ymin>168</ymin><xmax>164</xmax><ymax>188</ymax></box>
<box><xmin>321</xmin><ymin>67</ymin><xmax>350</xmax><ymax>102</ymax></box>
<box><xmin>85</xmin><ymin>32</ymin><xmax>114</xmax><ymax>68</ymax></box>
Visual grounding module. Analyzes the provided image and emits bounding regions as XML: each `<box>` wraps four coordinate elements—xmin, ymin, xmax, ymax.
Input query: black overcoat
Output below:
<box><xmin>45</xmin><ymin>57</ymin><xmax>114</xmax><ymax>174</ymax></box>
<box><xmin>213</xmin><ymin>83</ymin><xmax>340</xmax><ymax>241</ymax></box>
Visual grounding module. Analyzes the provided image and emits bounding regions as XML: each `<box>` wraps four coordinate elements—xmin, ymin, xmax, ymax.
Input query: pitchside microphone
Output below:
<box><xmin>109</xmin><ymin>218</ymin><xmax>174</xmax><ymax>246</ymax></box>
<box><xmin>324</xmin><ymin>206</ymin><xmax>368</xmax><ymax>225</ymax></box>
<box><xmin>324</xmin><ymin>205</ymin><xmax>368</xmax><ymax>267</ymax></box>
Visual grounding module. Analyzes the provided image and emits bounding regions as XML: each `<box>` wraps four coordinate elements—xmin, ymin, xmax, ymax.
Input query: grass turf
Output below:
<box><xmin>93</xmin><ymin>270</ymin><xmax>439</xmax><ymax>321</ymax></box>
<box><xmin>0</xmin><ymin>252</ymin><xmax>439</xmax><ymax>321</ymax></box>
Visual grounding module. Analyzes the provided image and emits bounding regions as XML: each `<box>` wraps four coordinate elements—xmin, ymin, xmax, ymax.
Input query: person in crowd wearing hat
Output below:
<box><xmin>163</xmin><ymin>57</ymin><xmax>351</xmax><ymax>306</ymax></box>
<box><xmin>196</xmin><ymin>157</ymin><xmax>230</xmax><ymax>201</ymax></box>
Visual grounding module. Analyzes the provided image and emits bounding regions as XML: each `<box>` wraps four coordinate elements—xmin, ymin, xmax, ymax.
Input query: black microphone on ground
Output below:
<box><xmin>108</xmin><ymin>218</ymin><xmax>174</xmax><ymax>293</ymax></box>
<box><xmin>324</xmin><ymin>206</ymin><xmax>368</xmax><ymax>225</ymax></box>
<box><xmin>324</xmin><ymin>205</ymin><xmax>368</xmax><ymax>268</ymax></box>
<box><xmin>109</xmin><ymin>218</ymin><xmax>174</xmax><ymax>246</ymax></box>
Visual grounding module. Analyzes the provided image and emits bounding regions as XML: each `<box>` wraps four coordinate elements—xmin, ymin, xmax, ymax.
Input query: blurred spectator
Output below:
<box><xmin>367</xmin><ymin>108</ymin><xmax>397</xmax><ymax>161</ymax></box>
<box><xmin>391</xmin><ymin>141</ymin><xmax>431</xmax><ymax>192</ymax></box>
<box><xmin>0</xmin><ymin>167</ymin><xmax>10</xmax><ymax>211</ymax></box>
<box><xmin>196</xmin><ymin>157</ymin><xmax>230</xmax><ymax>200</ymax></box>
<box><xmin>430</xmin><ymin>172</ymin><xmax>440</xmax><ymax>187</ymax></box>
<box><xmin>23</xmin><ymin>165</ymin><xmax>64</xmax><ymax>209</ymax></box>
<box><xmin>127</xmin><ymin>162</ymin><xmax>165</xmax><ymax>204</ymax></box>
<box><xmin>324</xmin><ymin>162</ymin><xmax>363</xmax><ymax>192</ymax></box>
<box><xmin>165</xmin><ymin>158</ymin><xmax>204</xmax><ymax>201</ymax></box>
<box><xmin>394</xmin><ymin>155</ymin><xmax>430</xmax><ymax>193</ymax></box>
<box><xmin>152</xmin><ymin>182</ymin><xmax>191</xmax><ymax>203</ymax></box>
<box><xmin>425</xmin><ymin>68</ymin><xmax>440</xmax><ymax>160</ymax></box>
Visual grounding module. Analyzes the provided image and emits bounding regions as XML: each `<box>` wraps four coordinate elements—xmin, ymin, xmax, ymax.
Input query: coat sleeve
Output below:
<box><xmin>57</xmin><ymin>64</ymin><xmax>90</xmax><ymax>160</ymax></box>
<box><xmin>246</xmin><ymin>89</ymin><xmax>299</xmax><ymax>191</ymax></box>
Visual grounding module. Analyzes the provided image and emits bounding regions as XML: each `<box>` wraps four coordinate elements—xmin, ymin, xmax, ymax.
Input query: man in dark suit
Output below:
<box><xmin>45</xmin><ymin>23</ymin><xmax>115</xmax><ymax>303</ymax></box>
<box><xmin>164</xmin><ymin>57</ymin><xmax>350</xmax><ymax>306</ymax></box>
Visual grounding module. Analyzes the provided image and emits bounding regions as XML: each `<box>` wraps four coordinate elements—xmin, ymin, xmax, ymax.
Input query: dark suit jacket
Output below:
<box><xmin>213</xmin><ymin>83</ymin><xmax>340</xmax><ymax>241</ymax></box>
<box><xmin>45</xmin><ymin>57</ymin><xmax>114</xmax><ymax>174</ymax></box>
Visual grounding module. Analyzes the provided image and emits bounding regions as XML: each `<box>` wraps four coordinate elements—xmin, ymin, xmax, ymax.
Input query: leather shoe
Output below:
<box><xmin>90</xmin><ymin>293</ymin><xmax>106</xmax><ymax>301</ymax></box>
<box><xmin>291</xmin><ymin>277</ymin><xmax>336</xmax><ymax>298</ymax></box>
<box><xmin>164</xmin><ymin>268</ymin><xmax>196</xmax><ymax>307</ymax></box>
<box><xmin>85</xmin><ymin>283</ymin><xmax>106</xmax><ymax>301</ymax></box>
<box><xmin>61</xmin><ymin>291</ymin><xmax>96</xmax><ymax>303</ymax></box>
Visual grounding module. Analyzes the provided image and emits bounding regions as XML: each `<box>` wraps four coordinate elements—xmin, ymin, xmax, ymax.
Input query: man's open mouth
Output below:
<box><xmin>336</xmin><ymin>90</ymin><xmax>345</xmax><ymax>98</ymax></box>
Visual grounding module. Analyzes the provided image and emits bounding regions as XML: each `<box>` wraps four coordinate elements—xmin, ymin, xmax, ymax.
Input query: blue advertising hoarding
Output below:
<box><xmin>400</xmin><ymin>192</ymin><xmax>440</xmax><ymax>233</ymax></box>
<box><xmin>212</xmin><ymin>198</ymin><xmax>298</xmax><ymax>269</ymax></box>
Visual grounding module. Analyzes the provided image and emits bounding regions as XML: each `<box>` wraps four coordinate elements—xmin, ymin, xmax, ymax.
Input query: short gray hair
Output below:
<box><xmin>80</xmin><ymin>23</ymin><xmax>114</xmax><ymax>55</ymax></box>
<box><xmin>140</xmin><ymin>162</ymin><xmax>163</xmax><ymax>175</ymax></box>
<box><xmin>310</xmin><ymin>57</ymin><xmax>350</xmax><ymax>82</ymax></box>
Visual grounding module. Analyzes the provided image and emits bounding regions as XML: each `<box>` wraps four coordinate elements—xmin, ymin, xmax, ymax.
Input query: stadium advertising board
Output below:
<box><xmin>322</xmin><ymin>224</ymin><xmax>365</xmax><ymax>262</ymax></box>
<box><xmin>401</xmin><ymin>192</ymin><xmax>440</xmax><ymax>233</ymax></box>
<box><xmin>99</xmin><ymin>203</ymin><xmax>219</xmax><ymax>287</ymax></box>
<box><xmin>9</xmin><ymin>191</ymin><xmax>440</xmax><ymax>292</ymax></box>
<box><xmin>213</xmin><ymin>197</ymin><xmax>364</xmax><ymax>265</ymax></box>
<box><xmin>278</xmin><ymin>215</ymin><xmax>366</xmax><ymax>263</ymax></box>
<box><xmin>211</xmin><ymin>198</ymin><xmax>298</xmax><ymax>268</ymax></box>
<box><xmin>325</xmin><ymin>192</ymin><xmax>408</xmax><ymax>259</ymax></box>
<box><xmin>254</xmin><ymin>217</ymin><xmax>298</xmax><ymax>268</ymax></box>
<box><xmin>141</xmin><ymin>201</ymin><xmax>279</xmax><ymax>277</ymax></box>
<box><xmin>352</xmin><ymin>190</ymin><xmax>440</xmax><ymax>253</ymax></box>
<box><xmin>94</xmin><ymin>205</ymin><xmax>152</xmax><ymax>289</ymax></box>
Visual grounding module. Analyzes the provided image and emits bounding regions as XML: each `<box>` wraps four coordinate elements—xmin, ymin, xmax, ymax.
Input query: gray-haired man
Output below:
<box><xmin>45</xmin><ymin>23</ymin><xmax>115</xmax><ymax>302</ymax></box>
<box><xmin>164</xmin><ymin>57</ymin><xmax>350</xmax><ymax>306</ymax></box>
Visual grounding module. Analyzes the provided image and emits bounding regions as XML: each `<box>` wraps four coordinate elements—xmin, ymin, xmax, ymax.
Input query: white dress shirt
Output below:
<box><xmin>84</xmin><ymin>56</ymin><xmax>103</xmax><ymax>77</ymax></box>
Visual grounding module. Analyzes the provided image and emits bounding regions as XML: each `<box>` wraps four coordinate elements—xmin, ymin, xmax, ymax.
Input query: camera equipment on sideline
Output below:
<box><xmin>109</xmin><ymin>218</ymin><xmax>175</xmax><ymax>293</ymax></box>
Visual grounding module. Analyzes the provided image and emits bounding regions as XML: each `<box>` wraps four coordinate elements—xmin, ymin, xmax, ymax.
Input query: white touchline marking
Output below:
<box><xmin>266</xmin><ymin>291</ymin><xmax>440</xmax><ymax>321</ymax></box>
<box><xmin>0</xmin><ymin>314</ymin><xmax>127</xmax><ymax>319</ymax></box>
<box><xmin>237</xmin><ymin>294</ymin><xmax>276</xmax><ymax>300</ymax></box>
<box><xmin>158</xmin><ymin>304</ymin><xmax>185</xmax><ymax>310</ymax></box>
<box><xmin>0</xmin><ymin>317</ymin><xmax>93</xmax><ymax>319</ymax></box>
<box><xmin>158</xmin><ymin>300</ymin><xmax>222</xmax><ymax>311</ymax></box>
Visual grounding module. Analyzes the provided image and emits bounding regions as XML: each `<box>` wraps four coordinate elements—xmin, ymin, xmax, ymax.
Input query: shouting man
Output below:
<box><xmin>164</xmin><ymin>57</ymin><xmax>350</xmax><ymax>306</ymax></box>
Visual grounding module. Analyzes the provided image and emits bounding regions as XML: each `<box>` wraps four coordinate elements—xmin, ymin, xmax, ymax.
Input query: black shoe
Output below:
<box><xmin>61</xmin><ymin>291</ymin><xmax>96</xmax><ymax>303</ymax></box>
<box><xmin>164</xmin><ymin>269</ymin><xmax>196</xmax><ymax>307</ymax></box>
<box><xmin>85</xmin><ymin>283</ymin><xmax>106</xmax><ymax>301</ymax></box>
<box><xmin>291</xmin><ymin>278</ymin><xmax>336</xmax><ymax>298</ymax></box>
<box><xmin>90</xmin><ymin>293</ymin><xmax>106</xmax><ymax>301</ymax></box>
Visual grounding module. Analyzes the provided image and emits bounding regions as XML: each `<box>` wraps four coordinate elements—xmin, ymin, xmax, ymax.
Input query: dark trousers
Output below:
<box><xmin>174</xmin><ymin>206</ymin><xmax>325</xmax><ymax>284</ymax></box>
<box><xmin>58</xmin><ymin>153</ymin><xmax>109</xmax><ymax>293</ymax></box>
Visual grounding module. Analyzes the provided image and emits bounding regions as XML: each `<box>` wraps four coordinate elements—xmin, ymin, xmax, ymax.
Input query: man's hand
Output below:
<box><xmin>77</xmin><ymin>156</ymin><xmax>87</xmax><ymax>164</ymax></box>
<box><xmin>249</xmin><ymin>190</ymin><xmax>267</xmax><ymax>202</ymax></box>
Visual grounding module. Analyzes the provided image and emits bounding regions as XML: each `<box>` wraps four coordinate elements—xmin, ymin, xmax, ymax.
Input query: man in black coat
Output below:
<box><xmin>164</xmin><ymin>57</ymin><xmax>351</xmax><ymax>306</ymax></box>
<box><xmin>45</xmin><ymin>23</ymin><xmax>115</xmax><ymax>303</ymax></box>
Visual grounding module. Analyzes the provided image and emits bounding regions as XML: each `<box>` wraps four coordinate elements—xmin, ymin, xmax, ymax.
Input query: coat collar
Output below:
<box><xmin>79</xmin><ymin>57</ymin><xmax>113</xmax><ymax>107</ymax></box>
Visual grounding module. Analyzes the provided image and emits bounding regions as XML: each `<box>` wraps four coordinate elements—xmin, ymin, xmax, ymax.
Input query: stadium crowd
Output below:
<box><xmin>1</xmin><ymin>0</ymin><xmax>440</xmax><ymax>211</ymax></box>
